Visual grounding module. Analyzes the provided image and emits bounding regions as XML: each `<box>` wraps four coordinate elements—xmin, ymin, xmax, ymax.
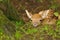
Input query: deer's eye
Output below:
<box><xmin>40</xmin><ymin>20</ymin><xmax>42</xmax><ymax>21</ymax></box>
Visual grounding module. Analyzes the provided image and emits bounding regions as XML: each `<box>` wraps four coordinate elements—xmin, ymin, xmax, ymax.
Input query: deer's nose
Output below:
<box><xmin>33</xmin><ymin>23</ymin><xmax>38</xmax><ymax>27</ymax></box>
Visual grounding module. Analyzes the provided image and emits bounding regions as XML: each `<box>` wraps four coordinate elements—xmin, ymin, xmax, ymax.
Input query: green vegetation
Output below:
<box><xmin>0</xmin><ymin>0</ymin><xmax>60</xmax><ymax>40</ymax></box>
<box><xmin>56</xmin><ymin>20</ymin><xmax>60</xmax><ymax>25</ymax></box>
<box><xmin>26</xmin><ymin>28</ymin><xmax>38</xmax><ymax>34</ymax></box>
<box><xmin>54</xmin><ymin>12</ymin><xmax>59</xmax><ymax>17</ymax></box>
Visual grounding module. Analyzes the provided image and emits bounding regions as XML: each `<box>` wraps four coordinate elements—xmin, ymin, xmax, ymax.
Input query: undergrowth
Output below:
<box><xmin>0</xmin><ymin>0</ymin><xmax>60</xmax><ymax>40</ymax></box>
<box><xmin>0</xmin><ymin>19</ymin><xmax>60</xmax><ymax>40</ymax></box>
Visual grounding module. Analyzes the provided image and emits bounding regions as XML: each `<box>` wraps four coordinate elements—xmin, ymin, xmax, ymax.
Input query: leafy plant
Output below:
<box><xmin>47</xmin><ymin>29</ymin><xmax>54</xmax><ymax>35</ymax></box>
<box><xmin>0</xmin><ymin>28</ymin><xmax>4</xmax><ymax>36</ymax></box>
<box><xmin>15</xmin><ymin>19</ymin><xmax>25</xmax><ymax>29</ymax></box>
<box><xmin>15</xmin><ymin>31</ymin><xmax>22</xmax><ymax>39</ymax></box>
<box><xmin>54</xmin><ymin>12</ymin><xmax>59</xmax><ymax>17</ymax></box>
<box><xmin>56</xmin><ymin>20</ymin><xmax>60</xmax><ymax>25</ymax></box>
<box><xmin>26</xmin><ymin>28</ymin><xmax>38</xmax><ymax>34</ymax></box>
<box><xmin>44</xmin><ymin>25</ymin><xmax>49</xmax><ymax>31</ymax></box>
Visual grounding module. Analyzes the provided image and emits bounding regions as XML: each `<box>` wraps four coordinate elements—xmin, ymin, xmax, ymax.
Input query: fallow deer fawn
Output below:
<box><xmin>25</xmin><ymin>9</ymin><xmax>55</xmax><ymax>27</ymax></box>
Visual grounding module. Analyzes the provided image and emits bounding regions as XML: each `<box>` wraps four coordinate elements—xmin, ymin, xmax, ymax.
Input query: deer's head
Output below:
<box><xmin>25</xmin><ymin>9</ymin><xmax>51</xmax><ymax>27</ymax></box>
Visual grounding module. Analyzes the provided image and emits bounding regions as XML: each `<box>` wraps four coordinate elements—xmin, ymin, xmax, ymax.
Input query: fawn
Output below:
<box><xmin>25</xmin><ymin>9</ymin><xmax>55</xmax><ymax>27</ymax></box>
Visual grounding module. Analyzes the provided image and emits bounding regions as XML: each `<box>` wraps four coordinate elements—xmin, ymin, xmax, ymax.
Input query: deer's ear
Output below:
<box><xmin>25</xmin><ymin>10</ymin><xmax>32</xmax><ymax>19</ymax></box>
<box><xmin>39</xmin><ymin>11</ymin><xmax>44</xmax><ymax>15</ymax></box>
<box><xmin>39</xmin><ymin>10</ymin><xmax>50</xmax><ymax>19</ymax></box>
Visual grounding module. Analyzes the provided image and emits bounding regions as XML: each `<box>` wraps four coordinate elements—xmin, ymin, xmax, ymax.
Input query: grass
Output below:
<box><xmin>0</xmin><ymin>13</ymin><xmax>60</xmax><ymax>40</ymax></box>
<box><xmin>1</xmin><ymin>20</ymin><xmax>60</xmax><ymax>40</ymax></box>
<box><xmin>0</xmin><ymin>0</ymin><xmax>60</xmax><ymax>40</ymax></box>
